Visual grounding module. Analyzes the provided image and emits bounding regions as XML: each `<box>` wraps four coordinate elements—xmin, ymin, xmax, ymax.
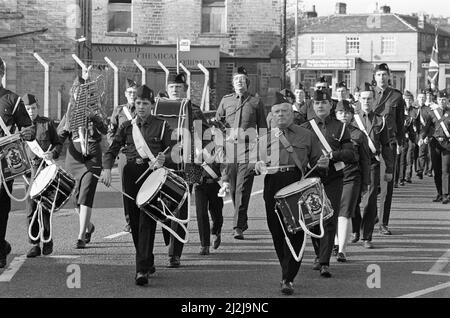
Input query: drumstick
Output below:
<box><xmin>134</xmin><ymin>146</ymin><xmax>170</xmax><ymax>184</ymax></box>
<box><xmin>93</xmin><ymin>174</ymin><xmax>135</xmax><ymax>201</ymax></box>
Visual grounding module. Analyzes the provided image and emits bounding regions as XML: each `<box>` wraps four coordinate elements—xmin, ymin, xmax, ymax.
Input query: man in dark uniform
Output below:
<box><xmin>100</xmin><ymin>85</ymin><xmax>172</xmax><ymax>286</ymax></box>
<box><xmin>351</xmin><ymin>85</ymin><xmax>394</xmax><ymax>248</ymax></box>
<box><xmin>300</xmin><ymin>90</ymin><xmax>356</xmax><ymax>277</ymax></box>
<box><xmin>373</xmin><ymin>63</ymin><xmax>405</xmax><ymax>236</ymax></box>
<box><xmin>107</xmin><ymin>79</ymin><xmax>138</xmax><ymax>233</ymax></box>
<box><xmin>23</xmin><ymin>94</ymin><xmax>63</xmax><ymax>258</ymax></box>
<box><xmin>397</xmin><ymin>90</ymin><xmax>417</xmax><ymax>186</ymax></box>
<box><xmin>416</xmin><ymin>91</ymin><xmax>431</xmax><ymax>179</ymax></box>
<box><xmin>215</xmin><ymin>66</ymin><xmax>267</xmax><ymax>240</ymax></box>
<box><xmin>0</xmin><ymin>56</ymin><xmax>36</xmax><ymax>268</ymax></box>
<box><xmin>421</xmin><ymin>90</ymin><xmax>450</xmax><ymax>204</ymax></box>
<box><xmin>297</xmin><ymin>76</ymin><xmax>330</xmax><ymax>123</ymax></box>
<box><xmin>255</xmin><ymin>101</ymin><xmax>327</xmax><ymax>295</ymax></box>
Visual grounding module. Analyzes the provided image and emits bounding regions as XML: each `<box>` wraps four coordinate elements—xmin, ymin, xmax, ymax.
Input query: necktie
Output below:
<box><xmin>279</xmin><ymin>129</ymin><xmax>290</xmax><ymax>166</ymax></box>
<box><xmin>232</xmin><ymin>95</ymin><xmax>243</xmax><ymax>140</ymax></box>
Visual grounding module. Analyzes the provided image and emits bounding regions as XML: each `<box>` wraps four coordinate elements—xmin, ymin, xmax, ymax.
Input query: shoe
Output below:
<box><xmin>406</xmin><ymin>179</ymin><xmax>412</xmax><ymax>183</ymax></box>
<box><xmin>233</xmin><ymin>228</ymin><xmax>244</xmax><ymax>240</ymax></box>
<box><xmin>0</xmin><ymin>241</ymin><xmax>12</xmax><ymax>268</ymax></box>
<box><xmin>26</xmin><ymin>245</ymin><xmax>41</xmax><ymax>258</ymax></box>
<box><xmin>374</xmin><ymin>216</ymin><xmax>379</xmax><ymax>225</ymax></box>
<box><xmin>280</xmin><ymin>280</ymin><xmax>294</xmax><ymax>295</ymax></box>
<box><xmin>149</xmin><ymin>265</ymin><xmax>156</xmax><ymax>275</ymax></box>
<box><xmin>351</xmin><ymin>233</ymin><xmax>360</xmax><ymax>243</ymax></box>
<box><xmin>42</xmin><ymin>241</ymin><xmax>53</xmax><ymax>256</ymax></box>
<box><xmin>312</xmin><ymin>257</ymin><xmax>321</xmax><ymax>270</ymax></box>
<box><xmin>168</xmin><ymin>256</ymin><xmax>181</xmax><ymax>268</ymax></box>
<box><xmin>337</xmin><ymin>252</ymin><xmax>347</xmax><ymax>262</ymax></box>
<box><xmin>199</xmin><ymin>246</ymin><xmax>210</xmax><ymax>255</ymax></box>
<box><xmin>379</xmin><ymin>225</ymin><xmax>392</xmax><ymax>235</ymax></box>
<box><xmin>427</xmin><ymin>172</ymin><xmax>433</xmax><ymax>177</ymax></box>
<box><xmin>135</xmin><ymin>272</ymin><xmax>149</xmax><ymax>286</ymax></box>
<box><xmin>363</xmin><ymin>240</ymin><xmax>374</xmax><ymax>249</ymax></box>
<box><xmin>75</xmin><ymin>239</ymin><xmax>86</xmax><ymax>249</ymax></box>
<box><xmin>442</xmin><ymin>196</ymin><xmax>450</xmax><ymax>204</ymax></box>
<box><xmin>332</xmin><ymin>245</ymin><xmax>338</xmax><ymax>256</ymax></box>
<box><xmin>85</xmin><ymin>224</ymin><xmax>95</xmax><ymax>244</ymax></box>
<box><xmin>212</xmin><ymin>233</ymin><xmax>221</xmax><ymax>249</ymax></box>
<box><xmin>320</xmin><ymin>265</ymin><xmax>332</xmax><ymax>278</ymax></box>
<box><xmin>394</xmin><ymin>183</ymin><xmax>398</xmax><ymax>188</ymax></box>
<box><xmin>399</xmin><ymin>181</ymin><xmax>405</xmax><ymax>186</ymax></box>
<box><xmin>123</xmin><ymin>224</ymin><xmax>131</xmax><ymax>233</ymax></box>
<box><xmin>433</xmin><ymin>195</ymin><xmax>443</xmax><ymax>202</ymax></box>
<box><xmin>417</xmin><ymin>173</ymin><xmax>423</xmax><ymax>180</ymax></box>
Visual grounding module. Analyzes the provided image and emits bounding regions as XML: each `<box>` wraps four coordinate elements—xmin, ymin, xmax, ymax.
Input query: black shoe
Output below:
<box><xmin>417</xmin><ymin>173</ymin><xmax>423</xmax><ymax>180</ymax></box>
<box><xmin>363</xmin><ymin>240</ymin><xmax>374</xmax><ymax>249</ymax></box>
<box><xmin>332</xmin><ymin>245</ymin><xmax>338</xmax><ymax>256</ymax></box>
<box><xmin>0</xmin><ymin>241</ymin><xmax>11</xmax><ymax>268</ymax></box>
<box><xmin>199</xmin><ymin>246</ymin><xmax>210</xmax><ymax>255</ymax></box>
<box><xmin>351</xmin><ymin>233</ymin><xmax>360</xmax><ymax>243</ymax></box>
<box><xmin>406</xmin><ymin>179</ymin><xmax>412</xmax><ymax>183</ymax></box>
<box><xmin>26</xmin><ymin>245</ymin><xmax>41</xmax><ymax>258</ymax></box>
<box><xmin>75</xmin><ymin>239</ymin><xmax>86</xmax><ymax>249</ymax></box>
<box><xmin>135</xmin><ymin>272</ymin><xmax>149</xmax><ymax>286</ymax></box>
<box><xmin>433</xmin><ymin>195</ymin><xmax>443</xmax><ymax>202</ymax></box>
<box><xmin>443</xmin><ymin>196</ymin><xmax>450</xmax><ymax>204</ymax></box>
<box><xmin>394</xmin><ymin>183</ymin><xmax>399</xmax><ymax>188</ymax></box>
<box><xmin>320</xmin><ymin>265</ymin><xmax>332</xmax><ymax>278</ymax></box>
<box><xmin>168</xmin><ymin>256</ymin><xmax>181</xmax><ymax>268</ymax></box>
<box><xmin>212</xmin><ymin>233</ymin><xmax>221</xmax><ymax>249</ymax></box>
<box><xmin>42</xmin><ymin>241</ymin><xmax>53</xmax><ymax>256</ymax></box>
<box><xmin>233</xmin><ymin>228</ymin><xmax>244</xmax><ymax>240</ymax></box>
<box><xmin>149</xmin><ymin>265</ymin><xmax>156</xmax><ymax>275</ymax></box>
<box><xmin>85</xmin><ymin>224</ymin><xmax>95</xmax><ymax>244</ymax></box>
<box><xmin>312</xmin><ymin>257</ymin><xmax>321</xmax><ymax>270</ymax></box>
<box><xmin>379</xmin><ymin>225</ymin><xmax>392</xmax><ymax>235</ymax></box>
<box><xmin>337</xmin><ymin>252</ymin><xmax>347</xmax><ymax>262</ymax></box>
<box><xmin>280</xmin><ymin>280</ymin><xmax>294</xmax><ymax>295</ymax></box>
<box><xmin>399</xmin><ymin>181</ymin><xmax>405</xmax><ymax>186</ymax></box>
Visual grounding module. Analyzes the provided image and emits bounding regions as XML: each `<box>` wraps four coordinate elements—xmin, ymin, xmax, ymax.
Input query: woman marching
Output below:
<box><xmin>58</xmin><ymin>75</ymin><xmax>108</xmax><ymax>248</ymax></box>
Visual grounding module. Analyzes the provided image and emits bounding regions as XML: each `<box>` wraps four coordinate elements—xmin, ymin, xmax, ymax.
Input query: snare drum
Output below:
<box><xmin>30</xmin><ymin>164</ymin><xmax>76</xmax><ymax>212</ymax></box>
<box><xmin>136</xmin><ymin>168</ymin><xmax>189</xmax><ymax>223</ymax></box>
<box><xmin>0</xmin><ymin>134</ymin><xmax>31</xmax><ymax>181</ymax></box>
<box><xmin>274</xmin><ymin>177</ymin><xmax>333</xmax><ymax>234</ymax></box>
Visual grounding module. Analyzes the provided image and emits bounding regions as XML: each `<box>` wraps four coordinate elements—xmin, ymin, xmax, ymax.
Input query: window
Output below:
<box><xmin>381</xmin><ymin>36</ymin><xmax>396</xmax><ymax>55</ymax></box>
<box><xmin>346</xmin><ymin>36</ymin><xmax>360</xmax><ymax>55</ymax></box>
<box><xmin>108</xmin><ymin>0</ymin><xmax>132</xmax><ymax>33</ymax></box>
<box><xmin>311</xmin><ymin>36</ymin><xmax>325</xmax><ymax>55</ymax></box>
<box><xmin>201</xmin><ymin>0</ymin><xmax>226</xmax><ymax>34</ymax></box>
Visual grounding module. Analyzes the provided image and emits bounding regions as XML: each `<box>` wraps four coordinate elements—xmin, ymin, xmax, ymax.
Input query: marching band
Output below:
<box><xmin>1</xmin><ymin>54</ymin><xmax>449</xmax><ymax>295</ymax></box>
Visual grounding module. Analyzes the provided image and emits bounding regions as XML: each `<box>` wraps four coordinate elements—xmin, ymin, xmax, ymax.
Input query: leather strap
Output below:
<box><xmin>275</xmin><ymin>128</ymin><xmax>305</xmax><ymax>177</ymax></box>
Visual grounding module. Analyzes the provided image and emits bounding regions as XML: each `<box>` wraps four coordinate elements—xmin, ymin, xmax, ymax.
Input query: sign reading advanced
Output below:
<box><xmin>292</xmin><ymin>59</ymin><xmax>355</xmax><ymax>70</ymax></box>
<box><xmin>92</xmin><ymin>44</ymin><xmax>220</xmax><ymax>68</ymax></box>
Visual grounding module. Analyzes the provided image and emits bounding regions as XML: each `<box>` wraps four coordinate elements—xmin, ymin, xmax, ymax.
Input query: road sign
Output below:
<box><xmin>179</xmin><ymin>39</ymin><xmax>191</xmax><ymax>52</ymax></box>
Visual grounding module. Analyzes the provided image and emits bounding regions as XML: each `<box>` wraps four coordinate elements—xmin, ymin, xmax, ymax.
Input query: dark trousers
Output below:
<box><xmin>399</xmin><ymin>139</ymin><xmax>415</xmax><ymax>182</ymax></box>
<box><xmin>311</xmin><ymin>177</ymin><xmax>343</xmax><ymax>266</ymax></box>
<box><xmin>195</xmin><ymin>181</ymin><xmax>223</xmax><ymax>247</ymax></box>
<box><xmin>353</xmin><ymin>162</ymin><xmax>380</xmax><ymax>241</ymax></box>
<box><xmin>118</xmin><ymin>152</ymin><xmax>130</xmax><ymax>224</ymax></box>
<box><xmin>378</xmin><ymin>151</ymin><xmax>397</xmax><ymax>227</ymax></box>
<box><xmin>123</xmin><ymin>162</ymin><xmax>157</xmax><ymax>273</ymax></box>
<box><xmin>417</xmin><ymin>142</ymin><xmax>430</xmax><ymax>174</ymax></box>
<box><xmin>430</xmin><ymin>138</ymin><xmax>443</xmax><ymax>196</ymax></box>
<box><xmin>227</xmin><ymin>163</ymin><xmax>255</xmax><ymax>231</ymax></box>
<box><xmin>0</xmin><ymin>180</ymin><xmax>13</xmax><ymax>253</ymax></box>
<box><xmin>430</xmin><ymin>139</ymin><xmax>450</xmax><ymax>196</ymax></box>
<box><xmin>263</xmin><ymin>170</ymin><xmax>304</xmax><ymax>283</ymax></box>
<box><xmin>163</xmin><ymin>191</ymin><xmax>189</xmax><ymax>258</ymax></box>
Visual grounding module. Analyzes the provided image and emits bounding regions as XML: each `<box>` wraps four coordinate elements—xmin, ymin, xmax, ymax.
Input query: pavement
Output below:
<box><xmin>1</xmin><ymin>169</ymin><xmax>449</xmax><ymax>299</ymax></box>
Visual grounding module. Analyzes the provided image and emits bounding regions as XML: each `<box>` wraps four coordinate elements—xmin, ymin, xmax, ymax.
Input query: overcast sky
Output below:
<box><xmin>300</xmin><ymin>0</ymin><xmax>450</xmax><ymax>18</ymax></box>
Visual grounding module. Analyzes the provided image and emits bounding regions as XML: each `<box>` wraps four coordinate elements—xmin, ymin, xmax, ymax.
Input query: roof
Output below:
<box><xmin>299</xmin><ymin>13</ymin><xmax>450</xmax><ymax>37</ymax></box>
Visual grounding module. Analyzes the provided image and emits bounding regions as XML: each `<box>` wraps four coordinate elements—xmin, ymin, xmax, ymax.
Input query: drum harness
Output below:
<box><xmin>274</xmin><ymin>128</ymin><xmax>332</xmax><ymax>262</ymax></box>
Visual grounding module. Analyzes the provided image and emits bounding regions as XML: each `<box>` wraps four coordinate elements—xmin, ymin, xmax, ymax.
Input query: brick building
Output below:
<box><xmin>90</xmin><ymin>0</ymin><xmax>284</xmax><ymax>110</ymax></box>
<box><xmin>289</xmin><ymin>3</ymin><xmax>450</xmax><ymax>97</ymax></box>
<box><xmin>0</xmin><ymin>0</ymin><xmax>89</xmax><ymax>119</ymax></box>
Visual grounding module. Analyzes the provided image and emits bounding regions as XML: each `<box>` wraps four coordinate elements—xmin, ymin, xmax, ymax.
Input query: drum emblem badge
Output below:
<box><xmin>5</xmin><ymin>146</ymin><xmax>24</xmax><ymax>171</ymax></box>
<box><xmin>300</xmin><ymin>189</ymin><xmax>322</xmax><ymax>216</ymax></box>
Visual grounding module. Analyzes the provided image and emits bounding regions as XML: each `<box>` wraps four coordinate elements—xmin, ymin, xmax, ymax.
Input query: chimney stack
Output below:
<box><xmin>380</xmin><ymin>5</ymin><xmax>391</xmax><ymax>13</ymax></box>
<box><xmin>335</xmin><ymin>2</ymin><xmax>347</xmax><ymax>15</ymax></box>
<box><xmin>306</xmin><ymin>5</ymin><xmax>318</xmax><ymax>18</ymax></box>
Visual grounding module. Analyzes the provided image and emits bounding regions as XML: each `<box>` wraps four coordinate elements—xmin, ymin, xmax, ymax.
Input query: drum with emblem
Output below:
<box><xmin>0</xmin><ymin>134</ymin><xmax>31</xmax><ymax>182</ymax></box>
<box><xmin>274</xmin><ymin>177</ymin><xmax>333</xmax><ymax>234</ymax></box>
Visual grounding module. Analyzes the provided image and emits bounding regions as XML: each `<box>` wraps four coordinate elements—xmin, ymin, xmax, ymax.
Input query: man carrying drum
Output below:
<box><xmin>0</xmin><ymin>56</ymin><xmax>36</xmax><ymax>269</ymax></box>
<box><xmin>254</xmin><ymin>98</ymin><xmax>328</xmax><ymax>295</ymax></box>
<box><xmin>23</xmin><ymin>93</ymin><xmax>63</xmax><ymax>258</ymax></box>
<box><xmin>100</xmin><ymin>85</ymin><xmax>172</xmax><ymax>286</ymax></box>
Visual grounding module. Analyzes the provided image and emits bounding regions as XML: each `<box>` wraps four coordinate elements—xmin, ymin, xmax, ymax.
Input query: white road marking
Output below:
<box><xmin>104</xmin><ymin>231</ymin><xmax>130</xmax><ymax>239</ymax></box>
<box><xmin>398</xmin><ymin>281</ymin><xmax>450</xmax><ymax>298</ymax></box>
<box><xmin>412</xmin><ymin>271</ymin><xmax>450</xmax><ymax>277</ymax></box>
<box><xmin>0</xmin><ymin>255</ymin><xmax>27</xmax><ymax>283</ymax></box>
<box><xmin>223</xmin><ymin>189</ymin><xmax>263</xmax><ymax>205</ymax></box>
<box><xmin>429</xmin><ymin>249</ymin><xmax>450</xmax><ymax>272</ymax></box>
<box><xmin>46</xmin><ymin>255</ymin><xmax>80</xmax><ymax>259</ymax></box>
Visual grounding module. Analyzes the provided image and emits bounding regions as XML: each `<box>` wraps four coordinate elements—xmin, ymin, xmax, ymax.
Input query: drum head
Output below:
<box><xmin>30</xmin><ymin>164</ymin><xmax>58</xmax><ymax>197</ymax></box>
<box><xmin>274</xmin><ymin>177</ymin><xmax>321</xmax><ymax>198</ymax></box>
<box><xmin>136</xmin><ymin>168</ymin><xmax>168</xmax><ymax>206</ymax></box>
